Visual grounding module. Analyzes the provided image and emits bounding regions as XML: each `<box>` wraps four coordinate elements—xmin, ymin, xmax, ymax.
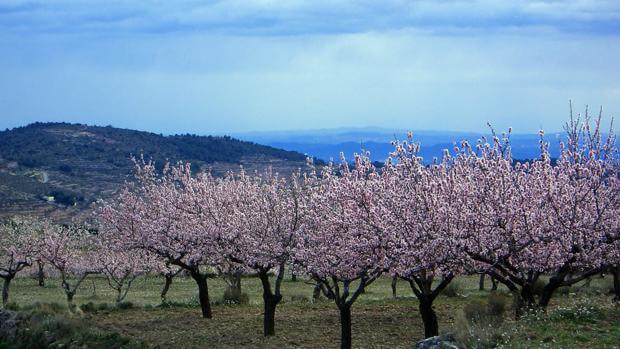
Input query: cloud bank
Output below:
<box><xmin>1</xmin><ymin>1</ymin><xmax>619</xmax><ymax>134</ymax></box>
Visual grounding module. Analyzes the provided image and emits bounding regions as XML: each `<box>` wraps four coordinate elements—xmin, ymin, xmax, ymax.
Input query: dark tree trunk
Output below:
<box><xmin>514</xmin><ymin>284</ymin><xmax>536</xmax><ymax>319</ymax></box>
<box><xmin>66</xmin><ymin>291</ymin><xmax>76</xmax><ymax>311</ymax></box>
<box><xmin>419</xmin><ymin>296</ymin><xmax>439</xmax><ymax>338</ymax></box>
<box><xmin>161</xmin><ymin>274</ymin><xmax>173</xmax><ymax>303</ymax></box>
<box><xmin>259</xmin><ymin>271</ymin><xmax>282</xmax><ymax>336</ymax></box>
<box><xmin>406</xmin><ymin>274</ymin><xmax>453</xmax><ymax>338</ymax></box>
<box><xmin>323</xmin><ymin>284</ymin><xmax>335</xmax><ymax>300</ymax></box>
<box><xmin>232</xmin><ymin>272</ymin><xmax>242</xmax><ymax>293</ymax></box>
<box><xmin>339</xmin><ymin>304</ymin><xmax>352</xmax><ymax>349</ymax></box>
<box><xmin>2</xmin><ymin>277</ymin><xmax>12</xmax><ymax>306</ymax></box>
<box><xmin>313</xmin><ymin>283</ymin><xmax>334</xmax><ymax>300</ymax></box>
<box><xmin>491</xmin><ymin>276</ymin><xmax>498</xmax><ymax>290</ymax></box>
<box><xmin>190</xmin><ymin>271</ymin><xmax>212</xmax><ymax>319</ymax></box>
<box><xmin>37</xmin><ymin>261</ymin><xmax>45</xmax><ymax>287</ymax></box>
<box><xmin>539</xmin><ymin>276</ymin><xmax>563</xmax><ymax>309</ymax></box>
<box><xmin>116</xmin><ymin>289</ymin><xmax>123</xmax><ymax>305</ymax></box>
<box><xmin>391</xmin><ymin>276</ymin><xmax>398</xmax><ymax>299</ymax></box>
<box><xmin>263</xmin><ymin>296</ymin><xmax>279</xmax><ymax>336</ymax></box>
<box><xmin>479</xmin><ymin>274</ymin><xmax>485</xmax><ymax>291</ymax></box>
<box><xmin>291</xmin><ymin>272</ymin><xmax>297</xmax><ymax>282</ymax></box>
<box><xmin>612</xmin><ymin>265</ymin><xmax>620</xmax><ymax>302</ymax></box>
<box><xmin>313</xmin><ymin>284</ymin><xmax>321</xmax><ymax>300</ymax></box>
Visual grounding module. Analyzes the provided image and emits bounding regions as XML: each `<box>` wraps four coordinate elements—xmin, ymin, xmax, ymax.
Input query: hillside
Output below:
<box><xmin>0</xmin><ymin>122</ymin><xmax>312</xmax><ymax>221</ymax></box>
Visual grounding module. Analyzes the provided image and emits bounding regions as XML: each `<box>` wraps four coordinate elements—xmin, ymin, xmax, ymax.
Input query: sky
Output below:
<box><xmin>0</xmin><ymin>0</ymin><xmax>619</xmax><ymax>135</ymax></box>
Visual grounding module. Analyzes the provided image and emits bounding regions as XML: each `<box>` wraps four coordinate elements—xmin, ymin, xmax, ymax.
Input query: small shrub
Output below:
<box><xmin>117</xmin><ymin>301</ymin><xmax>134</xmax><ymax>309</ymax></box>
<box><xmin>441</xmin><ymin>281</ymin><xmax>461</xmax><ymax>297</ymax></box>
<box><xmin>558</xmin><ymin>286</ymin><xmax>571</xmax><ymax>296</ymax></box>
<box><xmin>159</xmin><ymin>299</ymin><xmax>198</xmax><ymax>308</ymax></box>
<box><xmin>4</xmin><ymin>302</ymin><xmax>19</xmax><ymax>311</ymax></box>
<box><xmin>79</xmin><ymin>302</ymin><xmax>97</xmax><ymax>313</ymax></box>
<box><xmin>96</xmin><ymin>303</ymin><xmax>110</xmax><ymax>311</ymax></box>
<box><xmin>290</xmin><ymin>294</ymin><xmax>311</xmax><ymax>303</ymax></box>
<box><xmin>10</xmin><ymin>309</ymin><xmax>146</xmax><ymax>349</ymax></box>
<box><xmin>463</xmin><ymin>302</ymin><xmax>487</xmax><ymax>324</ymax></box>
<box><xmin>455</xmin><ymin>298</ymin><xmax>513</xmax><ymax>348</ymax></box>
<box><xmin>487</xmin><ymin>292</ymin><xmax>507</xmax><ymax>318</ymax></box>
<box><xmin>34</xmin><ymin>302</ymin><xmax>66</xmax><ymax>314</ymax></box>
<box><xmin>222</xmin><ymin>287</ymin><xmax>249</xmax><ymax>305</ymax></box>
<box><xmin>453</xmin><ymin>312</ymin><xmax>511</xmax><ymax>349</ymax></box>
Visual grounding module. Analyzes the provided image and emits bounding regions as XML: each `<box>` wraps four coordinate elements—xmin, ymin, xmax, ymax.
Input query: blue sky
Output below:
<box><xmin>1</xmin><ymin>1</ymin><xmax>619</xmax><ymax>134</ymax></box>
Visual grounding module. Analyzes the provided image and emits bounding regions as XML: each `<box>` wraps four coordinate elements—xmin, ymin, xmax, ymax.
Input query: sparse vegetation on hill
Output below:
<box><xmin>0</xmin><ymin>122</ymin><xmax>313</xmax><ymax>220</ymax></box>
<box><xmin>0</xmin><ymin>122</ymin><xmax>307</xmax><ymax>169</ymax></box>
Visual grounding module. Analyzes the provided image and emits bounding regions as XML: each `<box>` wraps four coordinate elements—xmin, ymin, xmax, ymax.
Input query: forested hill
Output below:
<box><xmin>0</xmin><ymin>122</ymin><xmax>312</xmax><ymax>221</ymax></box>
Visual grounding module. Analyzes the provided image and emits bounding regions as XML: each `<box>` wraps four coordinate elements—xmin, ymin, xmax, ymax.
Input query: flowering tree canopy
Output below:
<box><xmin>293</xmin><ymin>155</ymin><xmax>388</xmax><ymax>349</ymax></box>
<box><xmin>39</xmin><ymin>223</ymin><xmax>98</xmax><ymax>309</ymax></box>
<box><xmin>381</xmin><ymin>134</ymin><xmax>464</xmax><ymax>337</ymax></box>
<box><xmin>224</xmin><ymin>169</ymin><xmax>308</xmax><ymax>336</ymax></box>
<box><xmin>0</xmin><ymin>216</ymin><xmax>45</xmax><ymax>306</ymax></box>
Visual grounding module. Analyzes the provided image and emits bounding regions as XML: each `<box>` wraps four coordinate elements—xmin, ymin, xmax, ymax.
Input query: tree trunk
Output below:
<box><xmin>291</xmin><ymin>271</ymin><xmax>297</xmax><ymax>282</ymax></box>
<box><xmin>37</xmin><ymin>261</ymin><xmax>45</xmax><ymax>287</ymax></box>
<box><xmin>161</xmin><ymin>274</ymin><xmax>173</xmax><ymax>303</ymax></box>
<box><xmin>66</xmin><ymin>291</ymin><xmax>76</xmax><ymax>311</ymax></box>
<box><xmin>612</xmin><ymin>265</ymin><xmax>620</xmax><ymax>302</ymax></box>
<box><xmin>539</xmin><ymin>277</ymin><xmax>563</xmax><ymax>309</ymax></box>
<box><xmin>479</xmin><ymin>274</ymin><xmax>485</xmax><ymax>291</ymax></box>
<box><xmin>2</xmin><ymin>277</ymin><xmax>12</xmax><ymax>307</ymax></box>
<box><xmin>259</xmin><ymin>271</ymin><xmax>282</xmax><ymax>336</ymax></box>
<box><xmin>116</xmin><ymin>289</ymin><xmax>123</xmax><ymax>305</ymax></box>
<box><xmin>339</xmin><ymin>304</ymin><xmax>352</xmax><ymax>349</ymax></box>
<box><xmin>263</xmin><ymin>295</ymin><xmax>279</xmax><ymax>336</ymax></box>
<box><xmin>391</xmin><ymin>276</ymin><xmax>398</xmax><ymax>299</ymax></box>
<box><xmin>190</xmin><ymin>272</ymin><xmax>212</xmax><ymax>319</ymax></box>
<box><xmin>323</xmin><ymin>284</ymin><xmax>335</xmax><ymax>300</ymax></box>
<box><xmin>91</xmin><ymin>279</ymin><xmax>97</xmax><ymax>298</ymax></box>
<box><xmin>491</xmin><ymin>277</ymin><xmax>498</xmax><ymax>291</ymax></box>
<box><xmin>514</xmin><ymin>285</ymin><xmax>536</xmax><ymax>319</ymax></box>
<box><xmin>419</xmin><ymin>297</ymin><xmax>439</xmax><ymax>338</ymax></box>
<box><xmin>232</xmin><ymin>272</ymin><xmax>242</xmax><ymax>294</ymax></box>
<box><xmin>313</xmin><ymin>284</ymin><xmax>321</xmax><ymax>300</ymax></box>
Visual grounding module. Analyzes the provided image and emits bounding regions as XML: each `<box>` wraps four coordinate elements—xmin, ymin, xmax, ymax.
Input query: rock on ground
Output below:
<box><xmin>412</xmin><ymin>334</ymin><xmax>465</xmax><ymax>349</ymax></box>
<box><xmin>0</xmin><ymin>309</ymin><xmax>20</xmax><ymax>341</ymax></box>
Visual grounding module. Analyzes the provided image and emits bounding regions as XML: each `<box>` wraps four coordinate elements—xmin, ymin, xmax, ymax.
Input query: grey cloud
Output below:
<box><xmin>1</xmin><ymin>1</ymin><xmax>619</xmax><ymax>36</ymax></box>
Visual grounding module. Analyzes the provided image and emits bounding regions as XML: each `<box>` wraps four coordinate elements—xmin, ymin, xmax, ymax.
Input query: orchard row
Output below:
<box><xmin>1</xmin><ymin>115</ymin><xmax>618</xmax><ymax>349</ymax></box>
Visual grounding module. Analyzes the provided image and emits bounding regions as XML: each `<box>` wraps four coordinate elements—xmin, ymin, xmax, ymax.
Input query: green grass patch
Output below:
<box><xmin>3</xmin><ymin>274</ymin><xmax>617</xmax><ymax>348</ymax></box>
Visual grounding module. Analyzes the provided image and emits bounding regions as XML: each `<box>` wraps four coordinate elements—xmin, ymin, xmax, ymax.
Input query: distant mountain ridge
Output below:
<box><xmin>233</xmin><ymin>127</ymin><xmax>569</xmax><ymax>163</ymax></box>
<box><xmin>0</xmin><ymin>122</ymin><xmax>312</xmax><ymax>221</ymax></box>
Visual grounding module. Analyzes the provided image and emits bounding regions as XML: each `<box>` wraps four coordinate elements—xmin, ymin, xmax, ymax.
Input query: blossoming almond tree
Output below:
<box><xmin>453</xmin><ymin>115</ymin><xmax>618</xmax><ymax>316</ymax></box>
<box><xmin>0</xmin><ymin>217</ymin><xmax>44</xmax><ymax>307</ymax></box>
<box><xmin>536</xmin><ymin>112</ymin><xmax>619</xmax><ymax>307</ymax></box>
<box><xmin>39</xmin><ymin>223</ymin><xmax>99</xmax><ymax>310</ymax></box>
<box><xmin>94</xmin><ymin>234</ymin><xmax>153</xmax><ymax>305</ymax></box>
<box><xmin>157</xmin><ymin>261</ymin><xmax>182</xmax><ymax>303</ymax></box>
<box><xmin>294</xmin><ymin>156</ymin><xmax>387</xmax><ymax>349</ymax></box>
<box><xmin>381</xmin><ymin>136</ymin><xmax>463</xmax><ymax>338</ymax></box>
<box><xmin>225</xmin><ymin>169</ymin><xmax>308</xmax><ymax>336</ymax></box>
<box><xmin>99</xmin><ymin>160</ymin><xmax>229</xmax><ymax>318</ymax></box>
